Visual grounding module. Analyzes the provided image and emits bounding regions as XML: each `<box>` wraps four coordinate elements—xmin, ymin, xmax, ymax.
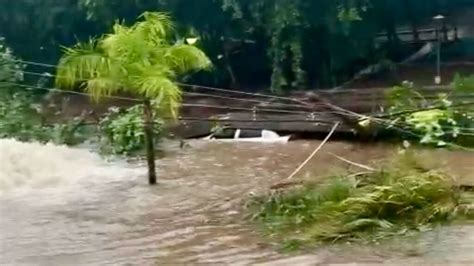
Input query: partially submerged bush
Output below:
<box><xmin>251</xmin><ymin>155</ymin><xmax>467</xmax><ymax>247</ymax></box>
<box><xmin>99</xmin><ymin>105</ymin><xmax>164</xmax><ymax>155</ymax></box>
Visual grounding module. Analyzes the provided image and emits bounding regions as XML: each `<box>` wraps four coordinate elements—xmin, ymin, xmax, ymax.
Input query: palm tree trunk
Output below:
<box><xmin>143</xmin><ymin>99</ymin><xmax>157</xmax><ymax>185</ymax></box>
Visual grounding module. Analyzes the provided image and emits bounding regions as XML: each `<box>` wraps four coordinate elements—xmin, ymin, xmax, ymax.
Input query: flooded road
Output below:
<box><xmin>0</xmin><ymin>139</ymin><xmax>473</xmax><ymax>265</ymax></box>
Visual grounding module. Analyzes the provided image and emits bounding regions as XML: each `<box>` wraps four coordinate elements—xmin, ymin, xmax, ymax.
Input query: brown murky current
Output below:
<box><xmin>0</xmin><ymin>139</ymin><xmax>473</xmax><ymax>265</ymax></box>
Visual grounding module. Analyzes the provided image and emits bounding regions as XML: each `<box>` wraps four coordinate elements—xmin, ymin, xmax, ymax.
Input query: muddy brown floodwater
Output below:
<box><xmin>0</xmin><ymin>139</ymin><xmax>473</xmax><ymax>265</ymax></box>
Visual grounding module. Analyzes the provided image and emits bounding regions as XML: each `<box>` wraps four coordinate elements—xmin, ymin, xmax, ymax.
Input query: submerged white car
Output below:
<box><xmin>204</xmin><ymin>128</ymin><xmax>291</xmax><ymax>143</ymax></box>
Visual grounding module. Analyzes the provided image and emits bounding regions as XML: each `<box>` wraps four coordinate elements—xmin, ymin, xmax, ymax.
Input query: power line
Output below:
<box><xmin>174</xmin><ymin>117</ymin><xmax>332</xmax><ymax>124</ymax></box>
<box><xmin>38</xmin><ymin>117</ymin><xmax>335</xmax><ymax>127</ymax></box>
<box><xmin>4</xmin><ymin>62</ymin><xmax>330</xmax><ymax>110</ymax></box>
<box><xmin>0</xmin><ymin>81</ymin><xmax>314</xmax><ymax>115</ymax></box>
<box><xmin>0</xmin><ymin>58</ymin><xmax>368</xmax><ymax>94</ymax></box>
<box><xmin>34</xmin><ymin>118</ymin><xmax>474</xmax><ymax>141</ymax></box>
<box><xmin>2</xmin><ymin>84</ymin><xmax>472</xmax><ymax>145</ymax></box>
<box><xmin>5</xmin><ymin>58</ymin><xmax>474</xmax><ymax>105</ymax></box>
<box><xmin>5</xmin><ymin>58</ymin><xmax>459</xmax><ymax>95</ymax></box>
<box><xmin>180</xmin><ymin>103</ymin><xmax>310</xmax><ymax>114</ymax></box>
<box><xmin>0</xmin><ymin>81</ymin><xmax>141</xmax><ymax>102</ymax></box>
<box><xmin>12</xmin><ymin>69</ymin><xmax>321</xmax><ymax>110</ymax></box>
<box><xmin>17</xmin><ymin>67</ymin><xmax>470</xmax><ymax>109</ymax></box>
<box><xmin>11</xmin><ymin>57</ymin><xmax>473</xmax><ymax>121</ymax></box>
<box><xmin>4</xmin><ymin>58</ymin><xmax>474</xmax><ymax>141</ymax></box>
<box><xmin>4</xmin><ymin>58</ymin><xmax>313</xmax><ymax>105</ymax></box>
<box><xmin>177</xmin><ymin>91</ymin><xmax>322</xmax><ymax>109</ymax></box>
<box><xmin>4</xmin><ymin>58</ymin><xmax>59</xmax><ymax>69</ymax></box>
<box><xmin>0</xmin><ymin>81</ymin><xmax>379</xmax><ymax>118</ymax></box>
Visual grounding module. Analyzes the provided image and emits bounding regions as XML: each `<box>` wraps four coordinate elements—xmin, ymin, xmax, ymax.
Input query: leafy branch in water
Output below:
<box><xmin>385</xmin><ymin>78</ymin><xmax>474</xmax><ymax>147</ymax></box>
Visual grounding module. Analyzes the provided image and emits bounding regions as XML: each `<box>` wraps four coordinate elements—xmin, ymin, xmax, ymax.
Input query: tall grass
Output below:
<box><xmin>251</xmin><ymin>154</ymin><xmax>469</xmax><ymax>246</ymax></box>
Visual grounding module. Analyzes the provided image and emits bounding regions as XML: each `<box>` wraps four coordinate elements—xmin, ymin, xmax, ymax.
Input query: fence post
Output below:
<box><xmin>143</xmin><ymin>99</ymin><xmax>157</xmax><ymax>185</ymax></box>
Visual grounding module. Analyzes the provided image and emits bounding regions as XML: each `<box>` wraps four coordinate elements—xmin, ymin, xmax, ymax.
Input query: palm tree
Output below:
<box><xmin>56</xmin><ymin>12</ymin><xmax>211</xmax><ymax>184</ymax></box>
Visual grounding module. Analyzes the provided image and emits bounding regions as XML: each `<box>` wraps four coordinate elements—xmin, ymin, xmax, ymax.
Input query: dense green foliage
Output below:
<box><xmin>1</xmin><ymin>0</ymin><xmax>472</xmax><ymax>91</ymax></box>
<box><xmin>251</xmin><ymin>154</ymin><xmax>469</xmax><ymax>247</ymax></box>
<box><xmin>100</xmin><ymin>105</ymin><xmax>163</xmax><ymax>155</ymax></box>
<box><xmin>385</xmin><ymin>77</ymin><xmax>474</xmax><ymax>147</ymax></box>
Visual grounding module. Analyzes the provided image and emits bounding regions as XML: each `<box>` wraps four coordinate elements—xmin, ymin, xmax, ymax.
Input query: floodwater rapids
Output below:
<box><xmin>1</xmin><ymin>139</ymin><xmax>473</xmax><ymax>265</ymax></box>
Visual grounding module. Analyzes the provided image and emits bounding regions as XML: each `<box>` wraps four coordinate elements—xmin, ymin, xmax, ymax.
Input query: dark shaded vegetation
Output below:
<box><xmin>1</xmin><ymin>0</ymin><xmax>473</xmax><ymax>91</ymax></box>
<box><xmin>250</xmin><ymin>153</ymin><xmax>473</xmax><ymax>249</ymax></box>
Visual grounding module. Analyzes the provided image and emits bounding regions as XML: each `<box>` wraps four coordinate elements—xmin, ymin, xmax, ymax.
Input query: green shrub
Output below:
<box><xmin>99</xmin><ymin>105</ymin><xmax>164</xmax><ymax>155</ymax></box>
<box><xmin>0</xmin><ymin>91</ymin><xmax>91</xmax><ymax>145</ymax></box>
<box><xmin>0</xmin><ymin>40</ymin><xmax>90</xmax><ymax>145</ymax></box>
<box><xmin>250</xmin><ymin>155</ymin><xmax>467</xmax><ymax>246</ymax></box>
<box><xmin>0</xmin><ymin>38</ymin><xmax>24</xmax><ymax>85</ymax></box>
<box><xmin>0</xmin><ymin>92</ymin><xmax>47</xmax><ymax>141</ymax></box>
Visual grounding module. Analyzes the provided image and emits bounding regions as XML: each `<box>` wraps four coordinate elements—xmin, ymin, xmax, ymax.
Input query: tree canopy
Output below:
<box><xmin>1</xmin><ymin>0</ymin><xmax>472</xmax><ymax>91</ymax></box>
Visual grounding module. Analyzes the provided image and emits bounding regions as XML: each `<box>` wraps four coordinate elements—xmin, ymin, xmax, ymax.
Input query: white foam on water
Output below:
<box><xmin>0</xmin><ymin>138</ymin><xmax>142</xmax><ymax>195</ymax></box>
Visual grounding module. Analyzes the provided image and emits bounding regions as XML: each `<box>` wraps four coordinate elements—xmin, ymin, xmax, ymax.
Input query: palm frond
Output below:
<box><xmin>101</xmin><ymin>25</ymin><xmax>154</xmax><ymax>63</ymax></box>
<box><xmin>56</xmin><ymin>39</ymin><xmax>113</xmax><ymax>89</ymax></box>
<box><xmin>83</xmin><ymin>77</ymin><xmax>123</xmax><ymax>102</ymax></box>
<box><xmin>134</xmin><ymin>12</ymin><xmax>174</xmax><ymax>43</ymax></box>
<box><xmin>163</xmin><ymin>44</ymin><xmax>212</xmax><ymax>75</ymax></box>
<box><xmin>112</xmin><ymin>22</ymin><xmax>130</xmax><ymax>35</ymax></box>
<box><xmin>140</xmin><ymin>76</ymin><xmax>181</xmax><ymax>118</ymax></box>
<box><xmin>130</xmin><ymin>65</ymin><xmax>181</xmax><ymax>117</ymax></box>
